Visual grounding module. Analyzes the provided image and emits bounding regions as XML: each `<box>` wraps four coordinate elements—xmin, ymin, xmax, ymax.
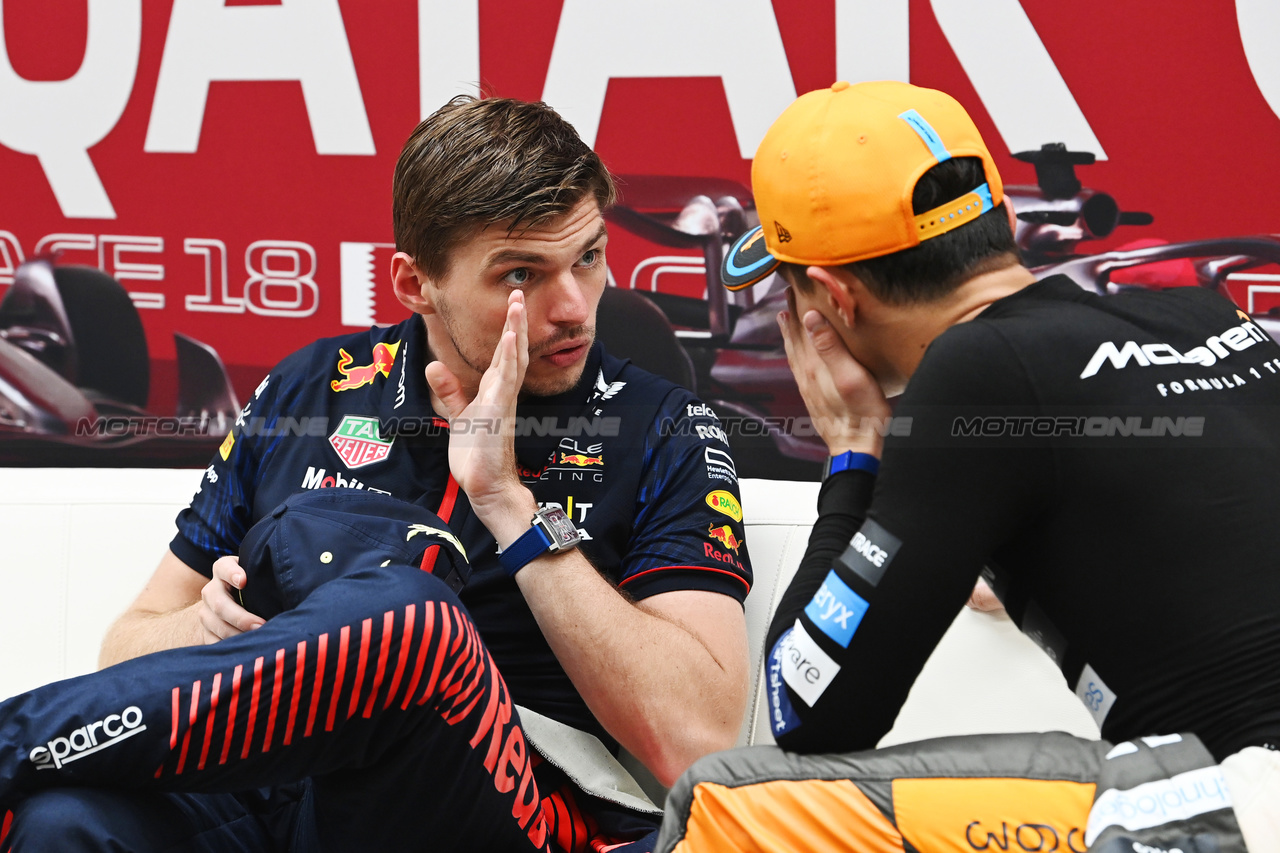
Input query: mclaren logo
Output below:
<box><xmin>1080</xmin><ymin>320</ymin><xmax>1268</xmax><ymax>379</ymax></box>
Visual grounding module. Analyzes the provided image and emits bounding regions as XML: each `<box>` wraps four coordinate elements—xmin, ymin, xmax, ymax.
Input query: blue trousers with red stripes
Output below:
<box><xmin>0</xmin><ymin>559</ymin><xmax>658</xmax><ymax>852</ymax></box>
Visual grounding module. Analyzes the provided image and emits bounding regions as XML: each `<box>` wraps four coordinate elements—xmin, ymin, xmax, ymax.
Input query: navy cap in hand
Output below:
<box><xmin>238</xmin><ymin>489</ymin><xmax>470</xmax><ymax>619</ymax></box>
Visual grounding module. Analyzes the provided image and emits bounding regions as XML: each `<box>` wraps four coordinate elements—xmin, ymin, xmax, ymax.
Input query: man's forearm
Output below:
<box><xmin>481</xmin><ymin>488</ymin><xmax>746</xmax><ymax>787</ymax></box>
<box><xmin>99</xmin><ymin>603</ymin><xmax>202</xmax><ymax>668</ymax></box>
<box><xmin>515</xmin><ymin>554</ymin><xmax>746</xmax><ymax>787</ymax></box>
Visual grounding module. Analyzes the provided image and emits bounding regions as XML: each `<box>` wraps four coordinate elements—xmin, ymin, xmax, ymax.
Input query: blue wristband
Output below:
<box><xmin>822</xmin><ymin>451</ymin><xmax>879</xmax><ymax>480</ymax></box>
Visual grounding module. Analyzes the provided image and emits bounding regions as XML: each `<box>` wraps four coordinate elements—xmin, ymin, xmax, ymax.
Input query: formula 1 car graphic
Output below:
<box><xmin>601</xmin><ymin>147</ymin><xmax>1280</xmax><ymax>480</ymax></box>
<box><xmin>0</xmin><ymin>258</ymin><xmax>240</xmax><ymax>466</ymax></box>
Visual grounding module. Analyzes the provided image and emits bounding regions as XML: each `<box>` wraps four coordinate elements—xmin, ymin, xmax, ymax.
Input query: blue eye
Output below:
<box><xmin>579</xmin><ymin>249</ymin><xmax>600</xmax><ymax>267</ymax></box>
<box><xmin>503</xmin><ymin>268</ymin><xmax>531</xmax><ymax>286</ymax></box>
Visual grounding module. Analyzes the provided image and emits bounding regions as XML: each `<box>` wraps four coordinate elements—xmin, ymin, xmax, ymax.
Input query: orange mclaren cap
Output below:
<box><xmin>722</xmin><ymin>80</ymin><xmax>1003</xmax><ymax>290</ymax></box>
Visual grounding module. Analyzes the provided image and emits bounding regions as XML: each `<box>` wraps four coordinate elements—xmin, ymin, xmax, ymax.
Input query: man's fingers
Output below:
<box><xmin>212</xmin><ymin>555</ymin><xmax>245</xmax><ymax>588</ymax></box>
<box><xmin>801</xmin><ymin>310</ymin><xmax>863</xmax><ymax>395</ymax></box>
<box><xmin>425</xmin><ymin>360</ymin><xmax>467</xmax><ymax>419</ymax></box>
<box><xmin>199</xmin><ymin>572</ymin><xmax>265</xmax><ymax>642</ymax></box>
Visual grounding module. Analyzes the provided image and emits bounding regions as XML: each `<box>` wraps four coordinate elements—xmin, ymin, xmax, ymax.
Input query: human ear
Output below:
<box><xmin>391</xmin><ymin>252</ymin><xmax>434</xmax><ymax>315</ymax></box>
<box><xmin>807</xmin><ymin>265</ymin><xmax>857</xmax><ymax>329</ymax></box>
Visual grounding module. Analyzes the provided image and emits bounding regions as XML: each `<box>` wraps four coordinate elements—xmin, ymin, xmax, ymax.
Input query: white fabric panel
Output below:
<box><xmin>0</xmin><ymin>468</ymin><xmax>199</xmax><ymax>700</ymax></box>
<box><xmin>0</xmin><ymin>471</ymin><xmax>1098</xmax><ymax>754</ymax></box>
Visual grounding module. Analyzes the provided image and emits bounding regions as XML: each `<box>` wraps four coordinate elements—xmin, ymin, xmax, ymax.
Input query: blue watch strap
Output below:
<box><xmin>824</xmin><ymin>451</ymin><xmax>880</xmax><ymax>480</ymax></box>
<box><xmin>498</xmin><ymin>523</ymin><xmax>554</xmax><ymax>576</ymax></box>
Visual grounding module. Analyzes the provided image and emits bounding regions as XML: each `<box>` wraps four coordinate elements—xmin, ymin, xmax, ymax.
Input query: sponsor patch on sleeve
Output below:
<box><xmin>219</xmin><ymin>431</ymin><xmax>235</xmax><ymax>461</ymax></box>
<box><xmin>704</xmin><ymin>447</ymin><xmax>737</xmax><ymax>484</ymax></box>
<box><xmin>835</xmin><ymin>518</ymin><xmax>901</xmax><ymax>587</ymax></box>
<box><xmin>1074</xmin><ymin>662</ymin><xmax>1118</xmax><ymax>727</ymax></box>
<box><xmin>804</xmin><ymin>569</ymin><xmax>869</xmax><ymax>648</ymax></box>
<box><xmin>777</xmin><ymin>620</ymin><xmax>841</xmax><ymax>708</ymax></box>
<box><xmin>766</xmin><ymin>629</ymin><xmax>803</xmax><ymax>735</ymax></box>
<box><xmin>705</xmin><ymin>490</ymin><xmax>742</xmax><ymax>521</ymax></box>
<box><xmin>1085</xmin><ymin>765</ymin><xmax>1234</xmax><ymax>847</ymax></box>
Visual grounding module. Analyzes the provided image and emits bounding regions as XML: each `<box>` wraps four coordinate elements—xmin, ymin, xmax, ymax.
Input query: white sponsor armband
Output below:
<box><xmin>778</xmin><ymin>620</ymin><xmax>841</xmax><ymax>707</ymax></box>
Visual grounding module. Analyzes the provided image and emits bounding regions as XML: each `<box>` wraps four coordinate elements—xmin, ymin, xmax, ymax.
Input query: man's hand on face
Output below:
<box><xmin>197</xmin><ymin>555</ymin><xmax>266</xmax><ymax>643</ymax></box>
<box><xmin>778</xmin><ymin>301</ymin><xmax>892</xmax><ymax>458</ymax></box>
<box><xmin>426</xmin><ymin>290</ymin><xmax>534</xmax><ymax>526</ymax></box>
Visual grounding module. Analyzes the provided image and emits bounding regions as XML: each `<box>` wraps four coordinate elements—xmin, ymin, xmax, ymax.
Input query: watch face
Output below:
<box><xmin>538</xmin><ymin>507</ymin><xmax>581</xmax><ymax>549</ymax></box>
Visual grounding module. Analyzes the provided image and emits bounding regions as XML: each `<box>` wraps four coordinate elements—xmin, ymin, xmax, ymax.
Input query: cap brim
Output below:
<box><xmin>721</xmin><ymin>226</ymin><xmax>780</xmax><ymax>291</ymax></box>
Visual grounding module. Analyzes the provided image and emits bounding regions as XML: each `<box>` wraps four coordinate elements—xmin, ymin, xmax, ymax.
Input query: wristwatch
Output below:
<box><xmin>498</xmin><ymin>506</ymin><xmax>582</xmax><ymax>576</ymax></box>
<box><xmin>821</xmin><ymin>451</ymin><xmax>880</xmax><ymax>481</ymax></box>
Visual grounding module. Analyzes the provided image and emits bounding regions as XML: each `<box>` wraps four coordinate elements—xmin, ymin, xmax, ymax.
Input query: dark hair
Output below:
<box><xmin>784</xmin><ymin>157</ymin><xmax>1019</xmax><ymax>303</ymax></box>
<box><xmin>392</xmin><ymin>96</ymin><xmax>617</xmax><ymax>281</ymax></box>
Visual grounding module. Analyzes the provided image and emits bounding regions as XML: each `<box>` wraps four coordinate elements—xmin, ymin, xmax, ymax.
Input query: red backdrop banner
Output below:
<box><xmin>1</xmin><ymin>0</ymin><xmax>1278</xmax><ymax>421</ymax></box>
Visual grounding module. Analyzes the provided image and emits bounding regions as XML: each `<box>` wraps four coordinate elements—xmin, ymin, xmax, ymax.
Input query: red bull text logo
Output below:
<box><xmin>559</xmin><ymin>452</ymin><xmax>603</xmax><ymax>467</ymax></box>
<box><xmin>331</xmin><ymin>341</ymin><xmax>401</xmax><ymax>392</ymax></box>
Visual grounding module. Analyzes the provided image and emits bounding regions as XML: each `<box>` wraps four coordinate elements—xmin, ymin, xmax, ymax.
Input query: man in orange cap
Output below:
<box><xmin>656</xmin><ymin>80</ymin><xmax>1279</xmax><ymax>852</ymax></box>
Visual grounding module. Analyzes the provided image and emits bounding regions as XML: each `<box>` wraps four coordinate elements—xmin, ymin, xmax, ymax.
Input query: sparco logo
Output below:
<box><xmin>1079</xmin><ymin>319</ymin><xmax>1268</xmax><ymax>379</ymax></box>
<box><xmin>30</xmin><ymin>706</ymin><xmax>146</xmax><ymax>770</ymax></box>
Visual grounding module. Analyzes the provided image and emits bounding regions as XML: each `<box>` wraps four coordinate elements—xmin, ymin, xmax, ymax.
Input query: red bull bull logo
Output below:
<box><xmin>560</xmin><ymin>452</ymin><xmax>603</xmax><ymax>467</ymax></box>
<box><xmin>331</xmin><ymin>341</ymin><xmax>401</xmax><ymax>392</ymax></box>
<box><xmin>707</xmin><ymin>523</ymin><xmax>742</xmax><ymax>554</ymax></box>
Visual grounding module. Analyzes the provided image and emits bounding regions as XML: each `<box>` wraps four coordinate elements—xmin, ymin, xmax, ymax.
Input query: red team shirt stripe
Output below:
<box><xmin>348</xmin><ymin>618</ymin><xmax>373</xmax><ymax>720</ymax></box>
<box><xmin>305</xmin><ymin>633</ymin><xmax>328</xmax><ymax>738</ymax></box>
<box><xmin>617</xmin><ymin>564</ymin><xmax>750</xmax><ymax>593</ymax></box>
<box><xmin>419</xmin><ymin>604</ymin><xmax>453</xmax><ymax>705</ymax></box>
<box><xmin>261</xmin><ymin>648</ymin><xmax>286</xmax><ymax>752</ymax></box>
<box><xmin>220</xmin><ymin>664</ymin><xmax>243</xmax><ymax>765</ymax></box>
<box><xmin>175</xmin><ymin>679</ymin><xmax>201</xmax><ymax>775</ymax></box>
<box><xmin>326</xmin><ymin>626</ymin><xmax>351</xmax><ymax>731</ymax></box>
<box><xmin>401</xmin><ymin>602</ymin><xmax>435</xmax><ymax>710</ymax></box>
<box><xmin>384</xmin><ymin>603</ymin><xmax>416</xmax><ymax>710</ymax></box>
<box><xmin>169</xmin><ymin>687</ymin><xmax>180</xmax><ymax>750</ymax></box>
<box><xmin>241</xmin><ymin>656</ymin><xmax>265</xmax><ymax>760</ymax></box>
<box><xmin>363</xmin><ymin>610</ymin><xmax>395</xmax><ymax>718</ymax></box>
<box><xmin>419</xmin><ymin>476</ymin><xmax>461</xmax><ymax>575</ymax></box>
<box><xmin>198</xmin><ymin>671</ymin><xmax>222</xmax><ymax>770</ymax></box>
<box><xmin>284</xmin><ymin>640</ymin><xmax>306</xmax><ymax>746</ymax></box>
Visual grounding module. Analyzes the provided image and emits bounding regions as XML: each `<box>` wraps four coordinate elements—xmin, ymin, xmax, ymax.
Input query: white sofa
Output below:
<box><xmin>0</xmin><ymin>469</ymin><xmax>1099</xmax><ymax>751</ymax></box>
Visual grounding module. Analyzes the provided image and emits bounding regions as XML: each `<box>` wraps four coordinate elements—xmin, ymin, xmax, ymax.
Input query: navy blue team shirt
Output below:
<box><xmin>172</xmin><ymin>314</ymin><xmax>753</xmax><ymax>748</ymax></box>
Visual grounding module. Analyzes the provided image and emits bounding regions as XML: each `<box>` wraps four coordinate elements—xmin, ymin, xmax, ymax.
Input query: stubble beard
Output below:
<box><xmin>433</xmin><ymin>300</ymin><xmax>594</xmax><ymax>397</ymax></box>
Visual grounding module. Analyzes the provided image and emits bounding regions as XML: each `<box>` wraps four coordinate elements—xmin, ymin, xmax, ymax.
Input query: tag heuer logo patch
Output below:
<box><xmin>329</xmin><ymin>416</ymin><xmax>393</xmax><ymax>469</ymax></box>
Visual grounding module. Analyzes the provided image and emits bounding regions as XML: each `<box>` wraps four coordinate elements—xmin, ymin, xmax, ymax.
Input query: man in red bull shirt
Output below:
<box><xmin>0</xmin><ymin>96</ymin><xmax>752</xmax><ymax>852</ymax></box>
<box><xmin>656</xmin><ymin>81</ymin><xmax>1278</xmax><ymax>851</ymax></box>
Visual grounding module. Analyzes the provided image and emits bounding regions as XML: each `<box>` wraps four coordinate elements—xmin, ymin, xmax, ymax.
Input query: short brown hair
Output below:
<box><xmin>392</xmin><ymin>96</ymin><xmax>616</xmax><ymax>281</ymax></box>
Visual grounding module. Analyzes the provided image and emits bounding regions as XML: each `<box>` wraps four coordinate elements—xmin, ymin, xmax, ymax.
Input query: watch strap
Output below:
<box><xmin>823</xmin><ymin>451</ymin><xmax>880</xmax><ymax>481</ymax></box>
<box><xmin>499</xmin><ymin>523</ymin><xmax>555</xmax><ymax>576</ymax></box>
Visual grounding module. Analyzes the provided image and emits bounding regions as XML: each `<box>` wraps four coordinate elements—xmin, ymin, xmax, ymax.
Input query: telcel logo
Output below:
<box><xmin>30</xmin><ymin>706</ymin><xmax>147</xmax><ymax>770</ymax></box>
